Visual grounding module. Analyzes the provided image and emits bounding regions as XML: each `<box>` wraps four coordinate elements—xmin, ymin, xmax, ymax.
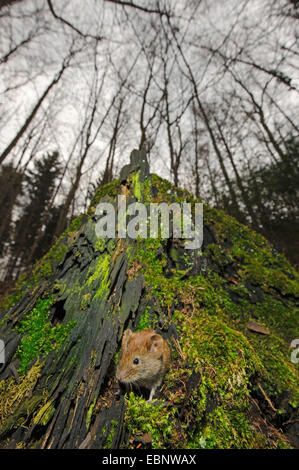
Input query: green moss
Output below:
<box><xmin>88</xmin><ymin>179</ymin><xmax>120</xmax><ymax>214</ymax></box>
<box><xmin>113</xmin><ymin>350</ymin><xmax>120</xmax><ymax>367</ymax></box>
<box><xmin>1</xmin><ymin>173</ymin><xmax>298</xmax><ymax>449</ymax></box>
<box><xmin>46</xmin><ymin>240</ymin><xmax>68</xmax><ymax>264</ymax></box>
<box><xmin>195</xmin><ymin>406</ymin><xmax>265</xmax><ymax>449</ymax></box>
<box><xmin>105</xmin><ymin>419</ymin><xmax>119</xmax><ymax>448</ymax></box>
<box><xmin>127</xmin><ymin>175</ymin><xmax>298</xmax><ymax>447</ymax></box>
<box><xmin>86</xmin><ymin>398</ymin><xmax>96</xmax><ymax>431</ymax></box>
<box><xmin>95</xmin><ymin>238</ymin><xmax>108</xmax><ymax>252</ymax></box>
<box><xmin>151</xmin><ymin>174</ymin><xmax>195</xmax><ymax>204</ymax></box>
<box><xmin>183</xmin><ymin>271</ymin><xmax>299</xmax><ymax>402</ymax></box>
<box><xmin>68</xmin><ymin>214</ymin><xmax>86</xmax><ymax>233</ymax></box>
<box><xmin>125</xmin><ymin>393</ymin><xmax>176</xmax><ymax>449</ymax></box>
<box><xmin>54</xmin><ymin>246</ymin><xmax>113</xmax><ymax>323</ymax></box>
<box><xmin>32</xmin><ymin>237</ymin><xmax>69</xmax><ymax>284</ymax></box>
<box><xmin>33</xmin><ymin>261</ymin><xmax>53</xmax><ymax>282</ymax></box>
<box><xmin>129</xmin><ymin>172</ymin><xmax>152</xmax><ymax>203</ymax></box>
<box><xmin>206</xmin><ymin>207</ymin><xmax>299</xmax><ymax>300</ymax></box>
<box><xmin>241</xmin><ymin>260</ymin><xmax>299</xmax><ymax>297</ymax></box>
<box><xmin>15</xmin><ymin>296</ymin><xmax>76</xmax><ymax>374</ymax></box>
<box><xmin>133</xmin><ymin>238</ymin><xmax>181</xmax><ymax>307</ymax></box>
<box><xmin>86</xmin><ymin>252</ymin><xmax>111</xmax><ymax>300</ymax></box>
<box><xmin>131</xmin><ymin>171</ymin><xmax>142</xmax><ymax>201</ymax></box>
<box><xmin>136</xmin><ymin>306</ymin><xmax>151</xmax><ymax>331</ymax></box>
<box><xmin>159</xmin><ymin>307</ymin><xmax>270</xmax><ymax>448</ymax></box>
<box><xmin>248</xmin><ymin>334</ymin><xmax>299</xmax><ymax>403</ymax></box>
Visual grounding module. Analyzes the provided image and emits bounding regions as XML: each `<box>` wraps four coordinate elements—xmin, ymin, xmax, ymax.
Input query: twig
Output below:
<box><xmin>257</xmin><ymin>383</ymin><xmax>277</xmax><ymax>412</ymax></box>
<box><xmin>172</xmin><ymin>337</ymin><xmax>185</xmax><ymax>361</ymax></box>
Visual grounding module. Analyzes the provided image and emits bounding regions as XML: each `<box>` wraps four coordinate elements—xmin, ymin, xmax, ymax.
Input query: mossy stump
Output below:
<box><xmin>0</xmin><ymin>149</ymin><xmax>298</xmax><ymax>449</ymax></box>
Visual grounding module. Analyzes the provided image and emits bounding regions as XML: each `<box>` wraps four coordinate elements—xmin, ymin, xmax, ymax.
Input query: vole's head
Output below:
<box><xmin>116</xmin><ymin>328</ymin><xmax>166</xmax><ymax>385</ymax></box>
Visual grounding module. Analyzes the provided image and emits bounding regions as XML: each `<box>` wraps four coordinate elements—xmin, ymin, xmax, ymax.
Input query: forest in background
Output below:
<box><xmin>0</xmin><ymin>0</ymin><xmax>298</xmax><ymax>292</ymax></box>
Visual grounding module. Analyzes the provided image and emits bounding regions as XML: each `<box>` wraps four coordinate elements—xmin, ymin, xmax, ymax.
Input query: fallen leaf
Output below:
<box><xmin>247</xmin><ymin>321</ymin><xmax>270</xmax><ymax>335</ymax></box>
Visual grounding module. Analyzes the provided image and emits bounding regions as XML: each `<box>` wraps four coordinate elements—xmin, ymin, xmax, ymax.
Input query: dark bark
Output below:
<box><xmin>102</xmin><ymin>98</ymin><xmax>124</xmax><ymax>185</ymax></box>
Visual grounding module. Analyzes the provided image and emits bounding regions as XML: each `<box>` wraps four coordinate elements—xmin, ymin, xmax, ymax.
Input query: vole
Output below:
<box><xmin>116</xmin><ymin>328</ymin><xmax>171</xmax><ymax>401</ymax></box>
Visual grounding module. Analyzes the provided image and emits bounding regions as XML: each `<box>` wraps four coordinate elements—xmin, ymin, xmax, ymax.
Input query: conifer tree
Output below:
<box><xmin>7</xmin><ymin>151</ymin><xmax>61</xmax><ymax>278</ymax></box>
<box><xmin>0</xmin><ymin>164</ymin><xmax>23</xmax><ymax>257</ymax></box>
<box><xmin>31</xmin><ymin>204</ymin><xmax>63</xmax><ymax>262</ymax></box>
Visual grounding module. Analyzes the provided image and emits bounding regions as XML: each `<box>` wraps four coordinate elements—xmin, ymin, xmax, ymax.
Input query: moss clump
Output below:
<box><xmin>68</xmin><ymin>214</ymin><xmax>86</xmax><ymax>233</ymax></box>
<box><xmin>136</xmin><ymin>306</ymin><xmax>151</xmax><ymax>331</ymax></box>
<box><xmin>205</xmin><ymin>207</ymin><xmax>299</xmax><ymax>300</ymax></box>
<box><xmin>88</xmin><ymin>179</ymin><xmax>120</xmax><ymax>214</ymax></box>
<box><xmin>163</xmin><ymin>307</ymin><xmax>266</xmax><ymax>448</ymax></box>
<box><xmin>131</xmin><ymin>171</ymin><xmax>142</xmax><ymax>201</ymax></box>
<box><xmin>133</xmin><ymin>238</ymin><xmax>180</xmax><ymax>307</ymax></box>
<box><xmin>151</xmin><ymin>174</ymin><xmax>194</xmax><ymax>204</ymax></box>
<box><xmin>125</xmin><ymin>393</ymin><xmax>176</xmax><ymax>449</ymax></box>
<box><xmin>0</xmin><ymin>361</ymin><xmax>43</xmax><ymax>430</ymax></box>
<box><xmin>15</xmin><ymin>296</ymin><xmax>76</xmax><ymax>374</ymax></box>
<box><xmin>105</xmin><ymin>419</ymin><xmax>119</xmax><ymax>449</ymax></box>
<box><xmin>248</xmin><ymin>334</ymin><xmax>298</xmax><ymax>402</ymax></box>
<box><xmin>95</xmin><ymin>238</ymin><xmax>108</xmax><ymax>252</ymax></box>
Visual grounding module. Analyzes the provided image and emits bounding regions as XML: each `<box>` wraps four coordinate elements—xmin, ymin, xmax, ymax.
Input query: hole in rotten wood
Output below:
<box><xmin>50</xmin><ymin>299</ymin><xmax>66</xmax><ymax>326</ymax></box>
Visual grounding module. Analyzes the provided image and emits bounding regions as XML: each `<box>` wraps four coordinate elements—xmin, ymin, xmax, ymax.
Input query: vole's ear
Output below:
<box><xmin>122</xmin><ymin>329</ymin><xmax>132</xmax><ymax>350</ymax></box>
<box><xmin>148</xmin><ymin>334</ymin><xmax>163</xmax><ymax>352</ymax></box>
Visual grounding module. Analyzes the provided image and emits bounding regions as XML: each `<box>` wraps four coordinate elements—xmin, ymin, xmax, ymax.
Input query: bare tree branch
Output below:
<box><xmin>47</xmin><ymin>0</ymin><xmax>104</xmax><ymax>41</ymax></box>
<box><xmin>103</xmin><ymin>0</ymin><xmax>169</xmax><ymax>16</ymax></box>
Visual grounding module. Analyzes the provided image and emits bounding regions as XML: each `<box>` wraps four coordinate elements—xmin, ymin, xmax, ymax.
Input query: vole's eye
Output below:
<box><xmin>133</xmin><ymin>358</ymin><xmax>139</xmax><ymax>365</ymax></box>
